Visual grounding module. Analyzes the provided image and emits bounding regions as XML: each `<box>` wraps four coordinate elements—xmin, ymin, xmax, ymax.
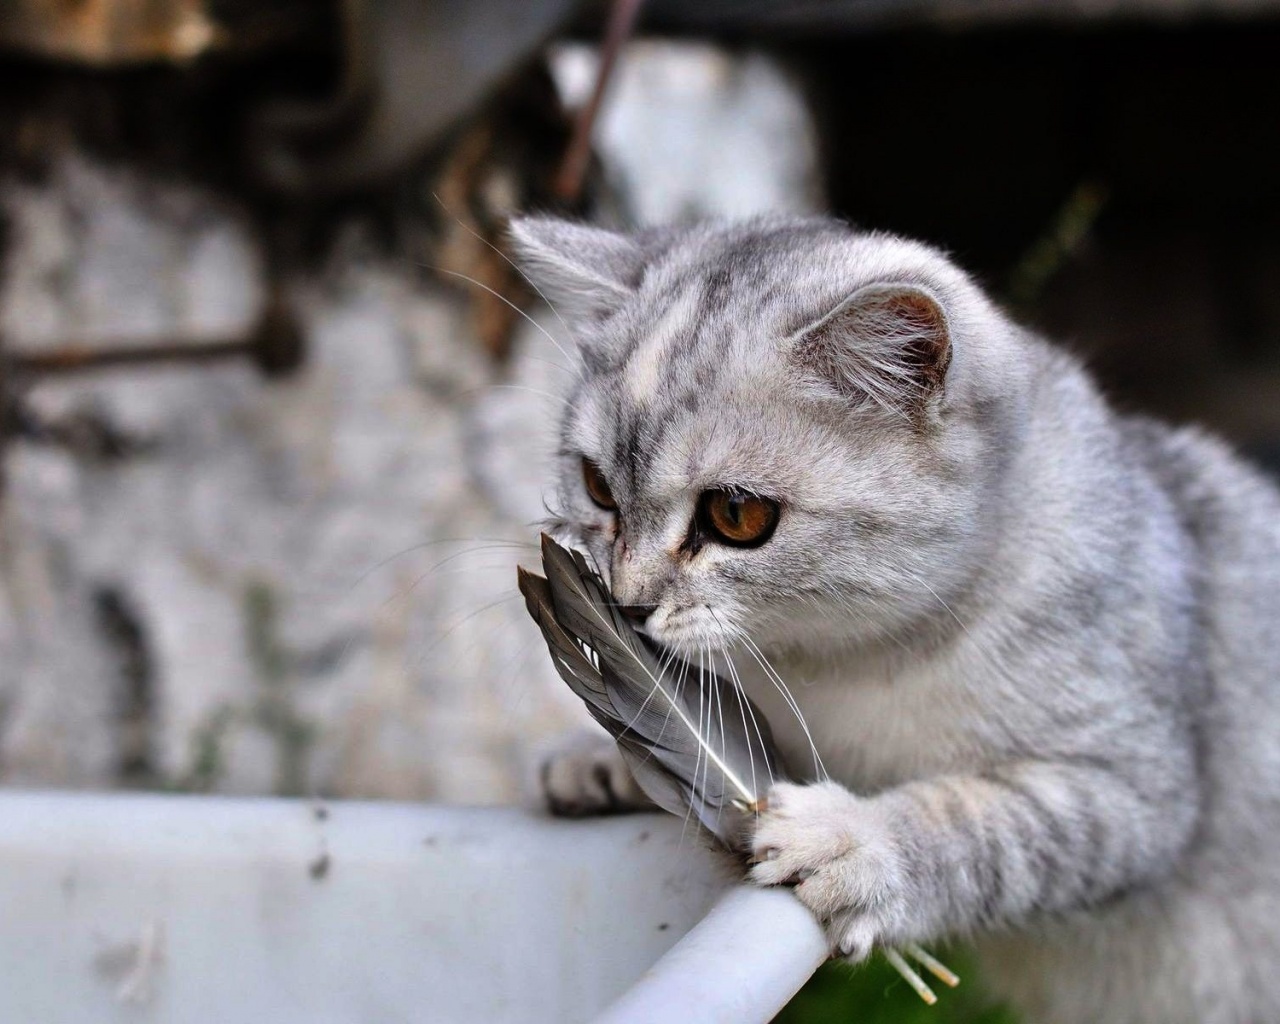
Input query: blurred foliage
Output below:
<box><xmin>777</xmin><ymin>951</ymin><xmax>1020</xmax><ymax>1024</ymax></box>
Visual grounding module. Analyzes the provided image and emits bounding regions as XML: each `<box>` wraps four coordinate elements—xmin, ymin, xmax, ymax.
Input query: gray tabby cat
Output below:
<box><xmin>512</xmin><ymin>214</ymin><xmax>1280</xmax><ymax>1024</ymax></box>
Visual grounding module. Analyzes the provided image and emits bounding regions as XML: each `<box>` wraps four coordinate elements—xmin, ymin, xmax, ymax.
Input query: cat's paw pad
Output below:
<box><xmin>540</xmin><ymin>735</ymin><xmax>652</xmax><ymax>817</ymax></box>
<box><xmin>750</xmin><ymin>780</ymin><xmax>905</xmax><ymax>960</ymax></box>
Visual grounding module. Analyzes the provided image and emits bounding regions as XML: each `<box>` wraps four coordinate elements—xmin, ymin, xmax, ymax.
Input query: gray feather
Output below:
<box><xmin>519</xmin><ymin>534</ymin><xmax>787</xmax><ymax>850</ymax></box>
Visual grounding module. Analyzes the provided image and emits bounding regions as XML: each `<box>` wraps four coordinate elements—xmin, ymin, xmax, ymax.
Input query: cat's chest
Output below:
<box><xmin>732</xmin><ymin>651</ymin><xmax>998</xmax><ymax>792</ymax></box>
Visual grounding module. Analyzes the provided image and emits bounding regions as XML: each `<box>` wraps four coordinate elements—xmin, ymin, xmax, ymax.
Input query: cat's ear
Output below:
<box><xmin>791</xmin><ymin>282</ymin><xmax>951</xmax><ymax>419</ymax></box>
<box><xmin>509</xmin><ymin>217</ymin><xmax>643</xmax><ymax>323</ymax></box>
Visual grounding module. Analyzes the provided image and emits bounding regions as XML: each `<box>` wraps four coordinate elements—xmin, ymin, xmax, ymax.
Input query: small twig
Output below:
<box><xmin>884</xmin><ymin>947</ymin><xmax>938</xmax><ymax>1006</ymax></box>
<box><xmin>3</xmin><ymin>292</ymin><xmax>304</xmax><ymax>378</ymax></box>
<box><xmin>553</xmin><ymin>0</ymin><xmax>646</xmax><ymax>202</ymax></box>
<box><xmin>905</xmin><ymin>942</ymin><xmax>961</xmax><ymax>988</ymax></box>
<box><xmin>7</xmin><ymin>338</ymin><xmax>252</xmax><ymax>374</ymax></box>
<box><xmin>1007</xmin><ymin>181</ymin><xmax>1109</xmax><ymax>311</ymax></box>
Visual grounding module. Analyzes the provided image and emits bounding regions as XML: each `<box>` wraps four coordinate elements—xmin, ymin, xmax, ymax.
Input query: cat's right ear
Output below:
<box><xmin>509</xmin><ymin>217</ymin><xmax>643</xmax><ymax>324</ymax></box>
<box><xmin>789</xmin><ymin>282</ymin><xmax>952</xmax><ymax>423</ymax></box>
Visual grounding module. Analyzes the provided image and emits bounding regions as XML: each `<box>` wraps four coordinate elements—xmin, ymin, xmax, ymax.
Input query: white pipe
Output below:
<box><xmin>0</xmin><ymin>791</ymin><xmax>827</xmax><ymax>1023</ymax></box>
<box><xmin>593</xmin><ymin>885</ymin><xmax>829</xmax><ymax>1024</ymax></box>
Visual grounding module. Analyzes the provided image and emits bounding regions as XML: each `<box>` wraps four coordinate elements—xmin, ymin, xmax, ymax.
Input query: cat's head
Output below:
<box><xmin>512</xmin><ymin>215</ymin><xmax>1025</xmax><ymax>659</ymax></box>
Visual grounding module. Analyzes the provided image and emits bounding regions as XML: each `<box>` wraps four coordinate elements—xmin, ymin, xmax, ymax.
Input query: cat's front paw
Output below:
<box><xmin>540</xmin><ymin>732</ymin><xmax>655</xmax><ymax>817</ymax></box>
<box><xmin>750</xmin><ymin>780</ymin><xmax>908</xmax><ymax>961</ymax></box>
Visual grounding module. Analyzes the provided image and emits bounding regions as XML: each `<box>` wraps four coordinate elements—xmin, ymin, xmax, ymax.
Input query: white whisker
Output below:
<box><xmin>715</xmin><ymin>646</ymin><xmax>774</xmax><ymax>800</ymax></box>
<box><xmin>429</xmin><ymin>190</ymin><xmax>577</xmax><ymax>343</ymax></box>
<box><xmin>460</xmin><ymin>383</ymin><xmax>575</xmax><ymax>409</ymax></box>
<box><xmin>429</xmin><ymin>265</ymin><xmax>578</xmax><ymax>373</ymax></box>
<box><xmin>736</xmin><ymin>631</ymin><xmax>828</xmax><ymax>782</ymax></box>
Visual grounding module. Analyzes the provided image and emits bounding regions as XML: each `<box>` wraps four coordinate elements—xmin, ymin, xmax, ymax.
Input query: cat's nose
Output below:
<box><xmin>619</xmin><ymin>604</ymin><xmax>657</xmax><ymax>626</ymax></box>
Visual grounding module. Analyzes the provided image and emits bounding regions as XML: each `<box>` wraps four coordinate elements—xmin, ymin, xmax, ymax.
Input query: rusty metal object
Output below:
<box><xmin>3</xmin><ymin>292</ymin><xmax>305</xmax><ymax>379</ymax></box>
<box><xmin>553</xmin><ymin>0</ymin><xmax>645</xmax><ymax>204</ymax></box>
<box><xmin>0</xmin><ymin>0</ymin><xmax>224</xmax><ymax>65</ymax></box>
<box><xmin>430</xmin><ymin>59</ymin><xmax>588</xmax><ymax>362</ymax></box>
<box><xmin>432</xmin><ymin>121</ymin><xmax>530</xmax><ymax>362</ymax></box>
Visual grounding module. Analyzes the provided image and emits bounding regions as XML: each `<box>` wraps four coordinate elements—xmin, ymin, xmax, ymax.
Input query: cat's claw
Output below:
<box><xmin>749</xmin><ymin>780</ymin><xmax>908</xmax><ymax>961</ymax></box>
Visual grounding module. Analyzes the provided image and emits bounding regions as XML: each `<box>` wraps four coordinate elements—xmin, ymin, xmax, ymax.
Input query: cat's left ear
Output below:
<box><xmin>791</xmin><ymin>282</ymin><xmax>951</xmax><ymax>420</ymax></box>
<box><xmin>509</xmin><ymin>217</ymin><xmax>644</xmax><ymax>323</ymax></box>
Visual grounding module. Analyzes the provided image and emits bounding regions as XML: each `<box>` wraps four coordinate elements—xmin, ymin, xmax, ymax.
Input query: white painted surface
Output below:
<box><xmin>596</xmin><ymin>886</ymin><xmax>829</xmax><ymax>1024</ymax></box>
<box><xmin>0</xmin><ymin>792</ymin><xmax>746</xmax><ymax>1024</ymax></box>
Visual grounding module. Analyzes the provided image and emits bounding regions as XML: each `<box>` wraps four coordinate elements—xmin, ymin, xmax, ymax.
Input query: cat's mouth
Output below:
<box><xmin>643</xmin><ymin>603</ymin><xmax>735</xmax><ymax>655</ymax></box>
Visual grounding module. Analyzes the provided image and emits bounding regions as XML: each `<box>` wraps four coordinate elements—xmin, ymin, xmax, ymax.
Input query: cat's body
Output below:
<box><xmin>743</xmin><ymin>410</ymin><xmax>1280</xmax><ymax>1024</ymax></box>
<box><xmin>513</xmin><ymin>215</ymin><xmax>1280</xmax><ymax>1024</ymax></box>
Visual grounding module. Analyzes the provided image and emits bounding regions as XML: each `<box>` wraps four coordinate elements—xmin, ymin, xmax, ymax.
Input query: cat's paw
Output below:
<box><xmin>540</xmin><ymin>732</ymin><xmax>654</xmax><ymax>817</ymax></box>
<box><xmin>750</xmin><ymin>780</ymin><xmax>907</xmax><ymax>961</ymax></box>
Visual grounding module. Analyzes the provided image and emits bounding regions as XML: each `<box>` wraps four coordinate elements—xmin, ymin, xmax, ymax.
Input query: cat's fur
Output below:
<box><xmin>512</xmin><ymin>214</ymin><xmax>1280</xmax><ymax>1024</ymax></box>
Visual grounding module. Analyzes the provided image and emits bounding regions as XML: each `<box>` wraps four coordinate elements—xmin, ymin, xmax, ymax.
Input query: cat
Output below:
<box><xmin>511</xmin><ymin>214</ymin><xmax>1280</xmax><ymax>1024</ymax></box>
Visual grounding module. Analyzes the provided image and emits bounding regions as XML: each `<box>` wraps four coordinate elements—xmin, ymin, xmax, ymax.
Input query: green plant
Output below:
<box><xmin>776</xmin><ymin>952</ymin><xmax>1019</xmax><ymax>1024</ymax></box>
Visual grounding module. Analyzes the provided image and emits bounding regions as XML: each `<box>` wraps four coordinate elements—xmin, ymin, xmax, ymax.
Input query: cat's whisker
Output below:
<box><xmin>350</xmin><ymin>537</ymin><xmax>537</xmax><ymax>592</ymax></box>
<box><xmin>514</xmin><ymin>352</ymin><xmax>577</xmax><ymax>375</ymax></box>
<box><xmin>334</xmin><ymin>539</ymin><xmax>538</xmax><ymax>679</ymax></box>
<box><xmin>734</xmin><ymin>630</ymin><xmax>828</xmax><ymax>782</ymax></box>
<box><xmin>676</xmin><ymin>648</ymin><xmax>707</xmax><ymax>852</ymax></box>
<box><xmin>459</xmin><ymin>382</ymin><xmax>575</xmax><ymax>409</ymax></box>
<box><xmin>411</xmin><ymin>592</ymin><xmax>523</xmax><ymax>664</ymax></box>
<box><xmin>428</xmin><ymin>265</ymin><xmax>579</xmax><ymax>373</ymax></box>
<box><xmin>788</xmin><ymin>589</ymin><xmax>914</xmax><ymax>656</ymax></box>
<box><xmin>678</xmin><ymin>650</ymin><xmax>709</xmax><ymax>846</ymax></box>
<box><xmin>431</xmin><ymin>191</ymin><xmax>577</xmax><ymax>343</ymax></box>
<box><xmin>614</xmin><ymin>646</ymin><xmax>694</xmax><ymax>800</ymax></box>
<box><xmin>380</xmin><ymin>544</ymin><xmax>539</xmax><ymax>615</ymax></box>
<box><xmin>896</xmin><ymin>563</ymin><xmax>971</xmax><ymax>636</ymax></box>
<box><xmin>714</xmin><ymin>646</ymin><xmax>775</xmax><ymax>798</ymax></box>
<box><xmin>614</xmin><ymin>642</ymin><xmax>687</xmax><ymax>755</ymax></box>
<box><xmin>711</xmin><ymin>658</ymin><xmax>728</xmax><ymax>835</ymax></box>
<box><xmin>492</xmin><ymin>634</ymin><xmax>545</xmax><ymax>720</ymax></box>
<box><xmin>719</xmin><ymin>651</ymin><xmax>760</xmax><ymax>805</ymax></box>
<box><xmin>695</xmin><ymin>655</ymin><xmax>710</xmax><ymax>827</ymax></box>
<box><xmin>698</xmin><ymin>651</ymin><xmax>722</xmax><ymax>837</ymax></box>
<box><xmin>703</xmin><ymin>605</ymin><xmax>823</xmax><ymax>784</ymax></box>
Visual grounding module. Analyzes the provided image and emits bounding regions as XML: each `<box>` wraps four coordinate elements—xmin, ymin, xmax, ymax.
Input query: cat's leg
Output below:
<box><xmin>540</xmin><ymin>730</ymin><xmax>656</xmax><ymax>816</ymax></box>
<box><xmin>749</xmin><ymin>760</ymin><xmax>1196</xmax><ymax>960</ymax></box>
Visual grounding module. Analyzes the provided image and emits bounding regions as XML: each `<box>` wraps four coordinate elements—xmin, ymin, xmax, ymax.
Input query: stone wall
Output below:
<box><xmin>0</xmin><ymin>43</ymin><xmax>821</xmax><ymax>802</ymax></box>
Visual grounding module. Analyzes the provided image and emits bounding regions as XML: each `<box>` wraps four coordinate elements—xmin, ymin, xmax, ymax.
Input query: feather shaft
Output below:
<box><xmin>519</xmin><ymin>535</ymin><xmax>781</xmax><ymax>844</ymax></box>
<box><xmin>520</xmin><ymin>535</ymin><xmax>961</xmax><ymax>1005</ymax></box>
<box><xmin>541</xmin><ymin>538</ymin><xmax>755</xmax><ymax>802</ymax></box>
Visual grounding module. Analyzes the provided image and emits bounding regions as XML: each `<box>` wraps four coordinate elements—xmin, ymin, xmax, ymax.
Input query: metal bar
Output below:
<box><xmin>7</xmin><ymin>339</ymin><xmax>252</xmax><ymax>375</ymax></box>
<box><xmin>553</xmin><ymin>0</ymin><xmax>646</xmax><ymax>203</ymax></box>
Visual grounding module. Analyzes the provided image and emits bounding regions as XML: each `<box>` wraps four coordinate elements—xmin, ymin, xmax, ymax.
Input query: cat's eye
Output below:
<box><xmin>698</xmin><ymin>490</ymin><xmax>780</xmax><ymax>547</ymax></box>
<box><xmin>582</xmin><ymin>457</ymin><xmax>617</xmax><ymax>511</ymax></box>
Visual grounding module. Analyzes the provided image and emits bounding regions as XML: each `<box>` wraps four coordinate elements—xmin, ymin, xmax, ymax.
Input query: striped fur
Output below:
<box><xmin>513</xmin><ymin>215</ymin><xmax>1280</xmax><ymax>1024</ymax></box>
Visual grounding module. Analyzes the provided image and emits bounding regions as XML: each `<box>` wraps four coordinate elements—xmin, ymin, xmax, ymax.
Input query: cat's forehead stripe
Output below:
<box><xmin>623</xmin><ymin>285</ymin><xmax>700</xmax><ymax>405</ymax></box>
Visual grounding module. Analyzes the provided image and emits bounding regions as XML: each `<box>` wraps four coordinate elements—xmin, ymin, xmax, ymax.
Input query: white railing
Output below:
<box><xmin>0</xmin><ymin>792</ymin><xmax>825</xmax><ymax>1023</ymax></box>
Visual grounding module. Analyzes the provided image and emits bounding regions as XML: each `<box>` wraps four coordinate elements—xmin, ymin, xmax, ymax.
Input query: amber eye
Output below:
<box><xmin>698</xmin><ymin>490</ymin><xmax>780</xmax><ymax>547</ymax></box>
<box><xmin>582</xmin><ymin>457</ymin><xmax>617</xmax><ymax>511</ymax></box>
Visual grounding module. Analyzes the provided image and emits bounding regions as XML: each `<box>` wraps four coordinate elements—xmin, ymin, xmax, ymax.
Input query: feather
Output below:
<box><xmin>519</xmin><ymin>534</ymin><xmax>960</xmax><ymax>1001</ymax></box>
<box><xmin>518</xmin><ymin>534</ymin><xmax>784</xmax><ymax>849</ymax></box>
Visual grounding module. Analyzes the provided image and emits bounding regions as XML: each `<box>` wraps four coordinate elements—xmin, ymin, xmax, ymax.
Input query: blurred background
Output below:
<box><xmin>0</xmin><ymin>1</ymin><xmax>1276</xmax><ymax>1018</ymax></box>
